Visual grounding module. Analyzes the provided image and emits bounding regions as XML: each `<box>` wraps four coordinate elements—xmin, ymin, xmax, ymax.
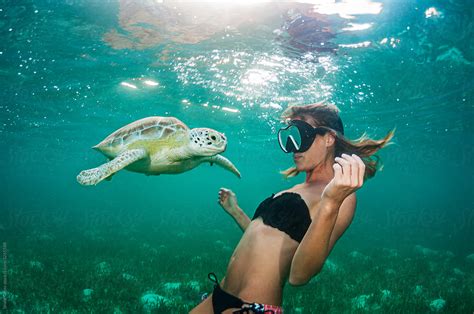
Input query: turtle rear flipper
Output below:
<box><xmin>77</xmin><ymin>149</ymin><xmax>147</xmax><ymax>186</ymax></box>
<box><xmin>204</xmin><ymin>154</ymin><xmax>241</xmax><ymax>178</ymax></box>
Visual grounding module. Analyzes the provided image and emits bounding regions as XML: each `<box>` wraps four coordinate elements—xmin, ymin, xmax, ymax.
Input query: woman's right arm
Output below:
<box><xmin>228</xmin><ymin>206</ymin><xmax>251</xmax><ymax>232</ymax></box>
<box><xmin>218</xmin><ymin>188</ymin><xmax>251</xmax><ymax>232</ymax></box>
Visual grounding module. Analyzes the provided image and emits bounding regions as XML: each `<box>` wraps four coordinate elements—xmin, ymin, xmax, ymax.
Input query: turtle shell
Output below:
<box><xmin>93</xmin><ymin>116</ymin><xmax>189</xmax><ymax>152</ymax></box>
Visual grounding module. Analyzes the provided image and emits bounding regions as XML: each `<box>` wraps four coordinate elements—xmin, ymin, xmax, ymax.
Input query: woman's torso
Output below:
<box><xmin>222</xmin><ymin>182</ymin><xmax>327</xmax><ymax>305</ymax></box>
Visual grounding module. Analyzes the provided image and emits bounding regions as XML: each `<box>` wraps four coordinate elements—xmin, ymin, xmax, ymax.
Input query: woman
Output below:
<box><xmin>190</xmin><ymin>102</ymin><xmax>394</xmax><ymax>313</ymax></box>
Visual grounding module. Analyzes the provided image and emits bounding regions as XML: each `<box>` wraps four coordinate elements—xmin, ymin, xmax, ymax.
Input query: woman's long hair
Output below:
<box><xmin>280</xmin><ymin>102</ymin><xmax>395</xmax><ymax>179</ymax></box>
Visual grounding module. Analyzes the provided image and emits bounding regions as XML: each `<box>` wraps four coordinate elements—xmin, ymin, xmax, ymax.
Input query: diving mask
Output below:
<box><xmin>278</xmin><ymin>120</ymin><xmax>329</xmax><ymax>153</ymax></box>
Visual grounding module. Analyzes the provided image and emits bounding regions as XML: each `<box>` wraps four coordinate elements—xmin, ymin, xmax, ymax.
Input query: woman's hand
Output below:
<box><xmin>322</xmin><ymin>153</ymin><xmax>366</xmax><ymax>206</ymax></box>
<box><xmin>218</xmin><ymin>188</ymin><xmax>240</xmax><ymax>216</ymax></box>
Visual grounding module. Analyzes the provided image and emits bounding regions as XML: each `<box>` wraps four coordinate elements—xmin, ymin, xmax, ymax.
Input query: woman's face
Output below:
<box><xmin>292</xmin><ymin>115</ymin><xmax>335</xmax><ymax>172</ymax></box>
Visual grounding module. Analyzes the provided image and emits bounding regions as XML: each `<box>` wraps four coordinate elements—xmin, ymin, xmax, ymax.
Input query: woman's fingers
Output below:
<box><xmin>334</xmin><ymin>156</ymin><xmax>351</xmax><ymax>185</ymax></box>
<box><xmin>336</xmin><ymin>154</ymin><xmax>363</xmax><ymax>187</ymax></box>
<box><xmin>351</xmin><ymin>154</ymin><xmax>365</xmax><ymax>186</ymax></box>
<box><xmin>326</xmin><ymin>154</ymin><xmax>366</xmax><ymax>202</ymax></box>
<box><xmin>341</xmin><ymin>154</ymin><xmax>355</xmax><ymax>186</ymax></box>
<box><xmin>218</xmin><ymin>189</ymin><xmax>223</xmax><ymax>203</ymax></box>
<box><xmin>218</xmin><ymin>188</ymin><xmax>231</xmax><ymax>204</ymax></box>
<box><xmin>342</xmin><ymin>153</ymin><xmax>359</xmax><ymax>187</ymax></box>
<box><xmin>332</xmin><ymin>163</ymin><xmax>343</xmax><ymax>181</ymax></box>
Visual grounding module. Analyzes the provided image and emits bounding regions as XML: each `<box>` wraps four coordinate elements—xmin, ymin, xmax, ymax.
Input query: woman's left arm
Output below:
<box><xmin>289</xmin><ymin>153</ymin><xmax>365</xmax><ymax>286</ymax></box>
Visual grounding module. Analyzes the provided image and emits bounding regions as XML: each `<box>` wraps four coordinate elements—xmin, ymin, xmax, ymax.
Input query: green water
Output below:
<box><xmin>1</xmin><ymin>0</ymin><xmax>473</xmax><ymax>313</ymax></box>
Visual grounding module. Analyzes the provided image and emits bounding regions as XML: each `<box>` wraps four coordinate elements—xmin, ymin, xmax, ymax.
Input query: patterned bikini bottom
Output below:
<box><xmin>206</xmin><ymin>272</ymin><xmax>284</xmax><ymax>314</ymax></box>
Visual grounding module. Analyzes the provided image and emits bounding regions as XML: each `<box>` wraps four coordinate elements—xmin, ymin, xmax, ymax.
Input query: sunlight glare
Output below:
<box><xmin>120</xmin><ymin>82</ymin><xmax>138</xmax><ymax>89</ymax></box>
<box><xmin>312</xmin><ymin>0</ymin><xmax>382</xmax><ymax>19</ymax></box>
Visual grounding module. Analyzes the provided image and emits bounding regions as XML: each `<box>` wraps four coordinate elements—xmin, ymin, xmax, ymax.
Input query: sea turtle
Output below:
<box><xmin>76</xmin><ymin>116</ymin><xmax>241</xmax><ymax>186</ymax></box>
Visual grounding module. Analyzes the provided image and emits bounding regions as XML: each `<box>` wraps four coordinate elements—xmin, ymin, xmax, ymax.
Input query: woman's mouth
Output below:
<box><xmin>293</xmin><ymin>155</ymin><xmax>302</xmax><ymax>161</ymax></box>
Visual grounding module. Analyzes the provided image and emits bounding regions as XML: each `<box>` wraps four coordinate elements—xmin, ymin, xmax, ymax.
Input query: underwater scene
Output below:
<box><xmin>1</xmin><ymin>0</ymin><xmax>473</xmax><ymax>313</ymax></box>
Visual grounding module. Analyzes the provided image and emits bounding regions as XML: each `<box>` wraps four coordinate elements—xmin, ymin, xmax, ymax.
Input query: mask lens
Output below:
<box><xmin>278</xmin><ymin>125</ymin><xmax>302</xmax><ymax>153</ymax></box>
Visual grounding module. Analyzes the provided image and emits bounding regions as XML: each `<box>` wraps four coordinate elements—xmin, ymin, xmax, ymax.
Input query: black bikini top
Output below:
<box><xmin>252</xmin><ymin>192</ymin><xmax>312</xmax><ymax>243</ymax></box>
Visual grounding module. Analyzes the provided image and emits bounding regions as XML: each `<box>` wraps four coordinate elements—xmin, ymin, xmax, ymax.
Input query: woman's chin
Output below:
<box><xmin>295</xmin><ymin>163</ymin><xmax>305</xmax><ymax>172</ymax></box>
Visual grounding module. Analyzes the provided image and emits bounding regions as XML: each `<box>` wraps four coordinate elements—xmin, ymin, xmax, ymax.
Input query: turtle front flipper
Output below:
<box><xmin>204</xmin><ymin>154</ymin><xmax>241</xmax><ymax>178</ymax></box>
<box><xmin>77</xmin><ymin>149</ymin><xmax>147</xmax><ymax>186</ymax></box>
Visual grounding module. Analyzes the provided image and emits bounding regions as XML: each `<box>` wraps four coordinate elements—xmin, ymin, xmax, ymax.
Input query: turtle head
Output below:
<box><xmin>189</xmin><ymin>128</ymin><xmax>227</xmax><ymax>156</ymax></box>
